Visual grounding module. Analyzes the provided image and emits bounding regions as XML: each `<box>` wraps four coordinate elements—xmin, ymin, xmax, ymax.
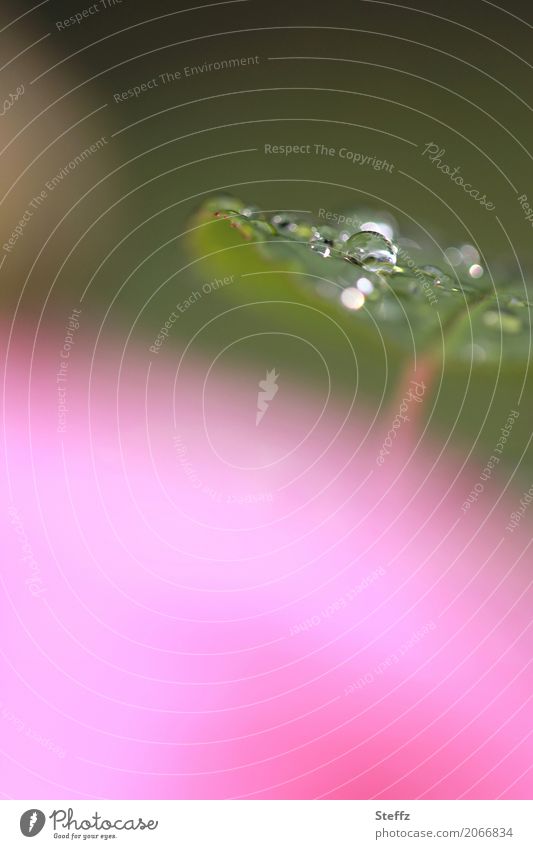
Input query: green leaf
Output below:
<box><xmin>185</xmin><ymin>195</ymin><xmax>533</xmax><ymax>478</ymax></box>
<box><xmin>189</xmin><ymin>194</ymin><xmax>532</xmax><ymax>368</ymax></box>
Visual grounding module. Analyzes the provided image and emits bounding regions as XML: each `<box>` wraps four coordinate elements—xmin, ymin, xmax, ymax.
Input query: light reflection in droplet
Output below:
<box><xmin>340</xmin><ymin>287</ymin><xmax>365</xmax><ymax>310</ymax></box>
<box><xmin>309</xmin><ymin>226</ymin><xmax>339</xmax><ymax>258</ymax></box>
<box><xmin>444</xmin><ymin>247</ymin><xmax>463</xmax><ymax>267</ymax></box>
<box><xmin>356</xmin><ymin>277</ymin><xmax>374</xmax><ymax>294</ymax></box>
<box><xmin>361</xmin><ymin>221</ymin><xmax>394</xmax><ymax>241</ymax></box>
<box><xmin>461</xmin><ymin>244</ymin><xmax>480</xmax><ymax>265</ymax></box>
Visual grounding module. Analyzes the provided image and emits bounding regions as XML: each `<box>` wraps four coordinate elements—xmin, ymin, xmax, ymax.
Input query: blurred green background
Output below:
<box><xmin>2</xmin><ymin>0</ymin><xmax>533</xmax><ymax>476</ymax></box>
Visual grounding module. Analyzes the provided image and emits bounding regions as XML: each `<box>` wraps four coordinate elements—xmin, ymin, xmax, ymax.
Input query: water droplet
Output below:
<box><xmin>309</xmin><ymin>226</ymin><xmax>340</xmax><ymax>258</ymax></box>
<box><xmin>483</xmin><ymin>309</ymin><xmax>522</xmax><ymax>334</ymax></box>
<box><xmin>340</xmin><ymin>287</ymin><xmax>365</xmax><ymax>310</ymax></box>
<box><xmin>214</xmin><ymin>208</ymin><xmax>240</xmax><ymax>219</ymax></box>
<box><xmin>270</xmin><ymin>213</ymin><xmax>315</xmax><ymax>242</ymax></box>
<box><xmin>343</xmin><ymin>230</ymin><xmax>397</xmax><ymax>272</ymax></box>
<box><xmin>270</xmin><ymin>212</ymin><xmax>294</xmax><ymax>232</ymax></box>
<box><xmin>215</xmin><ymin>209</ymin><xmax>274</xmax><ymax>240</ymax></box>
<box><xmin>469</xmin><ymin>263</ymin><xmax>484</xmax><ymax>278</ymax></box>
<box><xmin>361</xmin><ymin>220</ymin><xmax>394</xmax><ymax>241</ymax></box>
<box><xmin>237</xmin><ymin>205</ymin><xmax>261</xmax><ymax>221</ymax></box>
<box><xmin>419</xmin><ymin>265</ymin><xmax>455</xmax><ymax>289</ymax></box>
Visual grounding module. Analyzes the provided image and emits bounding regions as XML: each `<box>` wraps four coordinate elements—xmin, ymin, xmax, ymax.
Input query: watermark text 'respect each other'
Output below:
<box><xmin>149</xmin><ymin>275</ymin><xmax>234</xmax><ymax>354</ymax></box>
<box><xmin>462</xmin><ymin>409</ymin><xmax>519</xmax><ymax>514</ymax></box>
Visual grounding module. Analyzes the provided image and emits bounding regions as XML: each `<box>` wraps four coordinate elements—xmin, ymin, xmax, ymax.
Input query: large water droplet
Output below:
<box><xmin>343</xmin><ymin>230</ymin><xmax>397</xmax><ymax>272</ymax></box>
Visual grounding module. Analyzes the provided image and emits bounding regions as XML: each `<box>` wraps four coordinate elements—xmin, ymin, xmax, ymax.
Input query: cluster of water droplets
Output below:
<box><xmin>212</xmin><ymin>199</ymin><xmax>531</xmax><ymax>339</ymax></box>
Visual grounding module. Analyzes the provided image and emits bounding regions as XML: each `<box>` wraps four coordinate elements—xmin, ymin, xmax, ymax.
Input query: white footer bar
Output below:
<box><xmin>1</xmin><ymin>800</ymin><xmax>531</xmax><ymax>847</ymax></box>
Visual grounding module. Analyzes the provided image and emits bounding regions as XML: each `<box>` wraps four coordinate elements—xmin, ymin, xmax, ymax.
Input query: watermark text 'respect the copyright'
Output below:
<box><xmin>264</xmin><ymin>143</ymin><xmax>394</xmax><ymax>172</ymax></box>
<box><xmin>56</xmin><ymin>309</ymin><xmax>82</xmax><ymax>434</ymax></box>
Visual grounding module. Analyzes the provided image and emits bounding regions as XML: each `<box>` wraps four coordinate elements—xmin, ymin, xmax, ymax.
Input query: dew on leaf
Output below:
<box><xmin>343</xmin><ymin>230</ymin><xmax>397</xmax><ymax>272</ymax></box>
<box><xmin>214</xmin><ymin>209</ymin><xmax>256</xmax><ymax>240</ymax></box>
<box><xmin>309</xmin><ymin>226</ymin><xmax>341</xmax><ymax>258</ymax></box>
<box><xmin>360</xmin><ymin>220</ymin><xmax>395</xmax><ymax>241</ymax></box>
<box><xmin>241</xmin><ymin>204</ymin><xmax>261</xmax><ymax>219</ymax></box>
<box><xmin>206</xmin><ymin>195</ymin><xmax>533</xmax><ymax>361</ymax></box>
<box><xmin>270</xmin><ymin>213</ymin><xmax>315</xmax><ymax>242</ymax></box>
<box><xmin>416</xmin><ymin>264</ymin><xmax>461</xmax><ymax>293</ymax></box>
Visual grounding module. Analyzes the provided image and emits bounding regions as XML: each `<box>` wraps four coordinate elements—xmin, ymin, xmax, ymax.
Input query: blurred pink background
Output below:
<box><xmin>1</xmin><ymin>319</ymin><xmax>531</xmax><ymax>800</ymax></box>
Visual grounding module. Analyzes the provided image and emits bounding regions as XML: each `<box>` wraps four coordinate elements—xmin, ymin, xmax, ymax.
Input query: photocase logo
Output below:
<box><xmin>20</xmin><ymin>809</ymin><xmax>46</xmax><ymax>837</ymax></box>
<box><xmin>19</xmin><ymin>807</ymin><xmax>159</xmax><ymax>837</ymax></box>
<box><xmin>256</xmin><ymin>368</ymin><xmax>279</xmax><ymax>425</ymax></box>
